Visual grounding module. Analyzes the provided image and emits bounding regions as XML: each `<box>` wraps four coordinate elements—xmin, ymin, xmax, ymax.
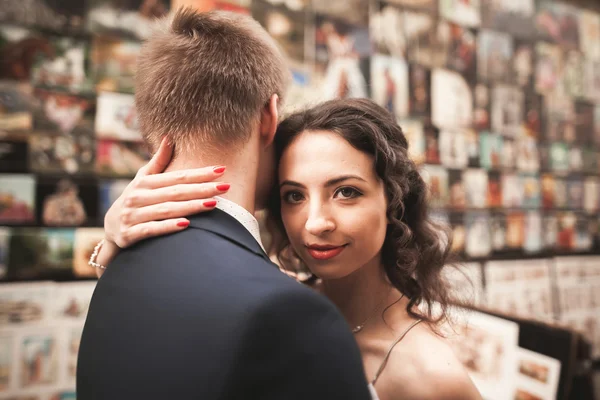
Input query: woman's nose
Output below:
<box><xmin>305</xmin><ymin>205</ymin><xmax>336</xmax><ymax>236</ymax></box>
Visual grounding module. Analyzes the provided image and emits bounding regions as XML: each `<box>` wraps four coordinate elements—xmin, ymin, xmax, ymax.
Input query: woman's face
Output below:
<box><xmin>278</xmin><ymin>130</ymin><xmax>388</xmax><ymax>280</ymax></box>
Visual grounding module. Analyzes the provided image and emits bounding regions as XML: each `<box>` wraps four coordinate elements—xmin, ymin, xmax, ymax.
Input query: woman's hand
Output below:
<box><xmin>96</xmin><ymin>139</ymin><xmax>229</xmax><ymax>277</ymax></box>
<box><xmin>104</xmin><ymin>139</ymin><xmax>230</xmax><ymax>249</ymax></box>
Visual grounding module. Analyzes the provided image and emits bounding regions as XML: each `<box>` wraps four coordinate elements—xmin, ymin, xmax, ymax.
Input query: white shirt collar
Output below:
<box><xmin>215</xmin><ymin>196</ymin><xmax>265</xmax><ymax>252</ymax></box>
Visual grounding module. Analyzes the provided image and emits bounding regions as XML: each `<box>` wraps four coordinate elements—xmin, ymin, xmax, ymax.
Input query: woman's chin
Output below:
<box><xmin>304</xmin><ymin>262</ymin><xmax>356</xmax><ymax>281</ymax></box>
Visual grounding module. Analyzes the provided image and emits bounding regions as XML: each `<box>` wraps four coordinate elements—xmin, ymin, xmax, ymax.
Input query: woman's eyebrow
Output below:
<box><xmin>280</xmin><ymin>175</ymin><xmax>367</xmax><ymax>189</ymax></box>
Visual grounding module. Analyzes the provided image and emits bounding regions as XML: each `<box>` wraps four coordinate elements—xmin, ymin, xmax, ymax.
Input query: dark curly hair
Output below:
<box><xmin>267</xmin><ymin>98</ymin><xmax>455</xmax><ymax>325</ymax></box>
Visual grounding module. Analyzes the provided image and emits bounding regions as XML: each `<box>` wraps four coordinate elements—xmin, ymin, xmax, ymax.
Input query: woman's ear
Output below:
<box><xmin>260</xmin><ymin>94</ymin><xmax>279</xmax><ymax>147</ymax></box>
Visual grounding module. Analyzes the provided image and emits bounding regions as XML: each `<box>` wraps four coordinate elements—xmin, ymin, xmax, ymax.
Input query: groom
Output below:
<box><xmin>77</xmin><ymin>8</ymin><xmax>370</xmax><ymax>400</ymax></box>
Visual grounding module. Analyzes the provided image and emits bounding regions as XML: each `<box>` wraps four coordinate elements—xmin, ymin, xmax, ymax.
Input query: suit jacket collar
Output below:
<box><xmin>187</xmin><ymin>208</ymin><xmax>271</xmax><ymax>263</ymax></box>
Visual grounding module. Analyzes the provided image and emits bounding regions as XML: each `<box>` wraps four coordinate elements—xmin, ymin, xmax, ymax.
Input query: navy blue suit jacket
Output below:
<box><xmin>77</xmin><ymin>209</ymin><xmax>370</xmax><ymax>399</ymax></box>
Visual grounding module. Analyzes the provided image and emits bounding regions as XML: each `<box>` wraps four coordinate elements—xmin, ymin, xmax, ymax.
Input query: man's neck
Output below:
<box><xmin>163</xmin><ymin>149</ymin><xmax>259</xmax><ymax>215</ymax></box>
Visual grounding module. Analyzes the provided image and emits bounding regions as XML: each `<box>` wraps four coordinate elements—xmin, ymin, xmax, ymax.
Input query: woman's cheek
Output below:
<box><xmin>281</xmin><ymin>208</ymin><xmax>305</xmax><ymax>242</ymax></box>
<box><xmin>343</xmin><ymin>205</ymin><xmax>387</xmax><ymax>245</ymax></box>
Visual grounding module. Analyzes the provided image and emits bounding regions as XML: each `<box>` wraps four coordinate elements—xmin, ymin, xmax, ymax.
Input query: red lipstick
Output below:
<box><xmin>306</xmin><ymin>244</ymin><xmax>346</xmax><ymax>260</ymax></box>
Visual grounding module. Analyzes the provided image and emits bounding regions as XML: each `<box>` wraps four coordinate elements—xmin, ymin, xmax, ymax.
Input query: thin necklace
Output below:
<box><xmin>351</xmin><ymin>290</ymin><xmax>401</xmax><ymax>334</ymax></box>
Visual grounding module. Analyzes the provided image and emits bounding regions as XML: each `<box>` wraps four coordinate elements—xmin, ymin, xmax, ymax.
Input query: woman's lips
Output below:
<box><xmin>306</xmin><ymin>245</ymin><xmax>347</xmax><ymax>261</ymax></box>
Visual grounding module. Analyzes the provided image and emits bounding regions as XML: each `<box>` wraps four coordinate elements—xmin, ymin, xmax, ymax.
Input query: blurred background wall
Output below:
<box><xmin>0</xmin><ymin>0</ymin><xmax>600</xmax><ymax>399</ymax></box>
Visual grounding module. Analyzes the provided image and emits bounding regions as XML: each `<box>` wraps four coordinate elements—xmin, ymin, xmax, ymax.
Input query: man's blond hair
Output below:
<box><xmin>135</xmin><ymin>8</ymin><xmax>289</xmax><ymax>153</ymax></box>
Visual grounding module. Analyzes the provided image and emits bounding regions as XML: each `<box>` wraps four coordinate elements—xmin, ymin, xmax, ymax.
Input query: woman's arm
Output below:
<box><xmin>95</xmin><ymin>138</ymin><xmax>229</xmax><ymax>277</ymax></box>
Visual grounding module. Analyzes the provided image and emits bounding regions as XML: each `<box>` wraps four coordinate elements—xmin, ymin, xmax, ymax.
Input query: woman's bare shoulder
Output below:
<box><xmin>376</xmin><ymin>323</ymin><xmax>482</xmax><ymax>400</ymax></box>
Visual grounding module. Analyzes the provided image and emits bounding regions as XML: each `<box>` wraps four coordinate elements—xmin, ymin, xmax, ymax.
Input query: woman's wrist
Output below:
<box><xmin>90</xmin><ymin>238</ymin><xmax>121</xmax><ymax>278</ymax></box>
<box><xmin>97</xmin><ymin>238</ymin><xmax>120</xmax><ymax>266</ymax></box>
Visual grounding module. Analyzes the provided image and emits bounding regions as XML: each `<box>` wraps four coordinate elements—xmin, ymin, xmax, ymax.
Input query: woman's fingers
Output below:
<box><xmin>136</xmin><ymin>138</ymin><xmax>174</xmax><ymax>177</ymax></box>
<box><xmin>114</xmin><ymin>218</ymin><xmax>191</xmax><ymax>249</ymax></box>
<box><xmin>103</xmin><ymin>138</ymin><xmax>228</xmax><ymax>250</ymax></box>
<box><xmin>120</xmin><ymin>199</ymin><xmax>218</xmax><ymax>227</ymax></box>
<box><xmin>136</xmin><ymin>165</ymin><xmax>225</xmax><ymax>190</ymax></box>
<box><xmin>105</xmin><ymin>160</ymin><xmax>228</xmax><ymax>249</ymax></box>
<box><xmin>123</xmin><ymin>182</ymin><xmax>229</xmax><ymax>208</ymax></box>
<box><xmin>146</xmin><ymin>138</ymin><xmax>174</xmax><ymax>175</ymax></box>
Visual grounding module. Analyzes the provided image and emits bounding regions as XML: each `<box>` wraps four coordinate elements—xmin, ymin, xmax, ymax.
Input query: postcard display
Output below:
<box><xmin>0</xmin><ymin>0</ymin><xmax>600</xmax><ymax>398</ymax></box>
<box><xmin>0</xmin><ymin>281</ymin><xmax>95</xmax><ymax>399</ymax></box>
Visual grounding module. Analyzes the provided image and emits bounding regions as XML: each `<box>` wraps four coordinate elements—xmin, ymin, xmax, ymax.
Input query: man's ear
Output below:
<box><xmin>260</xmin><ymin>94</ymin><xmax>279</xmax><ymax>147</ymax></box>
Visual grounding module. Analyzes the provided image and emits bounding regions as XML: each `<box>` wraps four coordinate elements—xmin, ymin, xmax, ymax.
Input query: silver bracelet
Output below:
<box><xmin>88</xmin><ymin>239</ymin><xmax>107</xmax><ymax>270</ymax></box>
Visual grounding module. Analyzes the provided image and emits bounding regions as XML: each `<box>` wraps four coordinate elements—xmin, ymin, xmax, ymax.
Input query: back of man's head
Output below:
<box><xmin>135</xmin><ymin>8</ymin><xmax>288</xmax><ymax>154</ymax></box>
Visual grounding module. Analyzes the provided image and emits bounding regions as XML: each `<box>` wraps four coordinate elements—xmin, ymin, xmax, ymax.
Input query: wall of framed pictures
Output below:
<box><xmin>2</xmin><ymin>0</ymin><xmax>599</xmax><ymax>274</ymax></box>
<box><xmin>1</xmin><ymin>0</ymin><xmax>600</xmax><ymax>398</ymax></box>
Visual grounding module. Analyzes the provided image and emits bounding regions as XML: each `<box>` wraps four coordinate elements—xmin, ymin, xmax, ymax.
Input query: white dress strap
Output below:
<box><xmin>368</xmin><ymin>383</ymin><xmax>381</xmax><ymax>400</ymax></box>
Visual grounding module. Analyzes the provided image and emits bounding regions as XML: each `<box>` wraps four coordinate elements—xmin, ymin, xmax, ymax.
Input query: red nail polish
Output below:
<box><xmin>213</xmin><ymin>166</ymin><xmax>226</xmax><ymax>174</ymax></box>
<box><xmin>216</xmin><ymin>183</ymin><xmax>230</xmax><ymax>191</ymax></box>
<box><xmin>203</xmin><ymin>200</ymin><xmax>217</xmax><ymax>207</ymax></box>
<box><xmin>177</xmin><ymin>221</ymin><xmax>190</xmax><ymax>227</ymax></box>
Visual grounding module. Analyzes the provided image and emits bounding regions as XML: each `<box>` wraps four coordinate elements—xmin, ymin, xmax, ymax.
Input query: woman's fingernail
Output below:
<box><xmin>216</xmin><ymin>183</ymin><xmax>230</xmax><ymax>192</ymax></box>
<box><xmin>203</xmin><ymin>200</ymin><xmax>217</xmax><ymax>208</ymax></box>
<box><xmin>213</xmin><ymin>166</ymin><xmax>226</xmax><ymax>174</ymax></box>
<box><xmin>177</xmin><ymin>220</ymin><xmax>190</xmax><ymax>227</ymax></box>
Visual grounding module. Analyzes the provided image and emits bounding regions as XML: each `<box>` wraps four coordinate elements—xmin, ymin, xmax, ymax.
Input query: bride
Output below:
<box><xmin>93</xmin><ymin>98</ymin><xmax>481</xmax><ymax>400</ymax></box>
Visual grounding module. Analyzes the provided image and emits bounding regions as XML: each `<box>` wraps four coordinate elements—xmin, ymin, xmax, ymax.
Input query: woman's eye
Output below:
<box><xmin>334</xmin><ymin>187</ymin><xmax>362</xmax><ymax>200</ymax></box>
<box><xmin>283</xmin><ymin>191</ymin><xmax>304</xmax><ymax>204</ymax></box>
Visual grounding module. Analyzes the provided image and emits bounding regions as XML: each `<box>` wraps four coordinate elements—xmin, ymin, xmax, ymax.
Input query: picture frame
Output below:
<box><xmin>0</xmin><ymin>174</ymin><xmax>36</xmax><ymax>225</ymax></box>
